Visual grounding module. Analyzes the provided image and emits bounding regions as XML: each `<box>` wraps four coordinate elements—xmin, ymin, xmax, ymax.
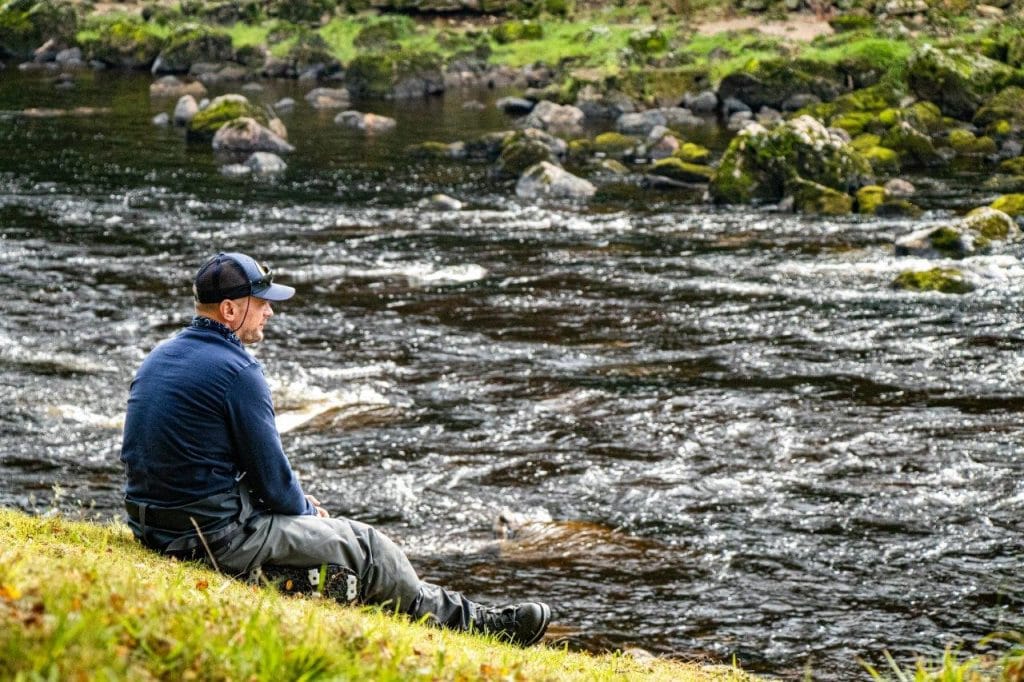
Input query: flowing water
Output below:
<box><xmin>2</xmin><ymin>67</ymin><xmax>1024</xmax><ymax>679</ymax></box>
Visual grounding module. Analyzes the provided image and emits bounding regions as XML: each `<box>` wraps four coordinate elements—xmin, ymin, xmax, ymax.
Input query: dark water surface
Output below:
<box><xmin>2</xmin><ymin>68</ymin><xmax>1024</xmax><ymax>679</ymax></box>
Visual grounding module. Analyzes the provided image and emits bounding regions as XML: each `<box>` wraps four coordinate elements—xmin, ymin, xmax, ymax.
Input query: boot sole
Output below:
<box><xmin>522</xmin><ymin>602</ymin><xmax>551</xmax><ymax>647</ymax></box>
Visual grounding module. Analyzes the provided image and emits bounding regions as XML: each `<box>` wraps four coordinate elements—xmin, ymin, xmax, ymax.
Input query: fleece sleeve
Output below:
<box><xmin>224</xmin><ymin>363</ymin><xmax>315</xmax><ymax>516</ymax></box>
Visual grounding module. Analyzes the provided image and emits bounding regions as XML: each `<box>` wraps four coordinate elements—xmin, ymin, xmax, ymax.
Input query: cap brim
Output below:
<box><xmin>252</xmin><ymin>282</ymin><xmax>295</xmax><ymax>301</ymax></box>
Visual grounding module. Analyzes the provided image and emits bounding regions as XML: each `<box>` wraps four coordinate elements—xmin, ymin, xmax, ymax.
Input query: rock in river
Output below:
<box><xmin>515</xmin><ymin>161</ymin><xmax>596</xmax><ymax>201</ymax></box>
<box><xmin>212</xmin><ymin>117</ymin><xmax>295</xmax><ymax>154</ymax></box>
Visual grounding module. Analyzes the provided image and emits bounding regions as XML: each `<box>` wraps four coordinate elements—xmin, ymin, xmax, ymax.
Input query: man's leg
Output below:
<box><xmin>214</xmin><ymin>513</ymin><xmax>550</xmax><ymax>645</ymax></box>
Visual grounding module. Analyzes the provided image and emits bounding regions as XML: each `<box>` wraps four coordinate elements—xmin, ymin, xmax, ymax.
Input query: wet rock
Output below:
<box><xmin>895</xmin><ymin>208</ymin><xmax>1018</xmax><ymax>258</ymax></box>
<box><xmin>884</xmin><ymin>178</ymin><xmax>916</xmax><ymax>196</ymax></box>
<box><xmin>893</xmin><ymin>268</ymin><xmax>975</xmax><ymax>294</ymax></box>
<box><xmin>649</xmin><ymin>157</ymin><xmax>714</xmax><ymax>183</ymax></box>
<box><xmin>245</xmin><ymin>151</ymin><xmax>287</xmax><ymax>175</ymax></box>
<box><xmin>496</xmin><ymin>128</ymin><xmax>566</xmax><ymax>178</ymax></box>
<box><xmin>0</xmin><ymin>0</ymin><xmax>78</xmax><ymax>60</ymax></box>
<box><xmin>522</xmin><ymin>100</ymin><xmax>585</xmax><ymax>137</ymax></box>
<box><xmin>974</xmin><ymin>86</ymin><xmax>1024</xmax><ymax>129</ymax></box>
<box><xmin>211</xmin><ymin>117</ymin><xmax>295</xmax><ymax>154</ymax></box>
<box><xmin>907</xmin><ymin>45</ymin><xmax>1016</xmax><ymax>121</ymax></box>
<box><xmin>345</xmin><ymin>50</ymin><xmax>444</xmax><ymax>99</ymax></box>
<box><xmin>721</xmin><ymin>97</ymin><xmax>751</xmax><ymax>116</ymax></box>
<box><xmin>274</xmin><ymin>97</ymin><xmax>296</xmax><ymax>112</ymax></box>
<box><xmin>574</xmin><ymin>85</ymin><xmax>636</xmax><ymax>120</ymax></box>
<box><xmin>590</xmin><ymin>132</ymin><xmax>640</xmax><ymax>159</ymax></box>
<box><xmin>727</xmin><ymin>110</ymin><xmax>754</xmax><ymax>131</ymax></box>
<box><xmin>304</xmin><ymin>87</ymin><xmax>350</xmax><ymax>110</ymax></box>
<box><xmin>709</xmin><ymin>115</ymin><xmax>874</xmax><ymax>208</ymax></box>
<box><xmin>963</xmin><ymin>206</ymin><xmax>1019</xmax><ymax>240</ymax></box>
<box><xmin>948</xmin><ymin>128</ymin><xmax>998</xmax><ymax>156</ymax></box>
<box><xmin>423</xmin><ymin>193</ymin><xmax>463</xmax><ymax>211</ymax></box>
<box><xmin>334</xmin><ymin>110</ymin><xmax>397</xmax><ymax>134</ymax></box>
<box><xmin>267</xmin><ymin>117</ymin><xmax>288</xmax><ymax>140</ymax></box>
<box><xmin>149</xmin><ymin>75</ymin><xmax>207</xmax><ymax>99</ymax></box>
<box><xmin>661</xmin><ymin>106</ymin><xmax>704</xmax><ymax>129</ymax></box>
<box><xmin>515</xmin><ymin>161</ymin><xmax>596</xmax><ymax>201</ymax></box>
<box><xmin>788</xmin><ymin>177</ymin><xmax>854</xmax><ymax>215</ymax></box>
<box><xmin>783</xmin><ymin>93</ymin><xmax>821</xmax><ymax>111</ymax></box>
<box><xmin>496</xmin><ymin>96</ymin><xmax>534</xmax><ymax>115</ymax></box>
<box><xmin>684</xmin><ymin>90</ymin><xmax>718</xmax><ymax>114</ymax></box>
<box><xmin>616</xmin><ymin>110</ymin><xmax>667</xmax><ymax>136</ymax></box>
<box><xmin>856</xmin><ymin>185</ymin><xmax>886</xmax><ymax>214</ymax></box>
<box><xmin>152</xmin><ymin>112</ymin><xmax>170</xmax><ymax>126</ymax></box>
<box><xmin>875</xmin><ymin>199</ymin><xmax>923</xmax><ymax>218</ymax></box>
<box><xmin>880</xmin><ymin>121</ymin><xmax>944</xmax><ymax>167</ymax></box>
<box><xmin>54</xmin><ymin>46</ymin><xmax>82</xmax><ymax>67</ymax></box>
<box><xmin>717</xmin><ymin>58</ymin><xmax>845</xmax><ymax>113</ymax></box>
<box><xmin>173</xmin><ymin>94</ymin><xmax>199</xmax><ymax>126</ymax></box>
<box><xmin>187</xmin><ymin>93</ymin><xmax>265</xmax><ymax>140</ymax></box>
<box><xmin>646</xmin><ymin>130</ymin><xmax>680</xmax><ymax>160</ymax></box>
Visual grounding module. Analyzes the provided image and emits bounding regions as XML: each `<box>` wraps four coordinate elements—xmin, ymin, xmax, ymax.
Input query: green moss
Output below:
<box><xmin>832</xmin><ymin>112</ymin><xmax>875</xmax><ymax>136</ymax></box>
<box><xmin>353</xmin><ymin>15</ymin><xmax>412</xmax><ymax>49</ymax></box>
<box><xmin>851</xmin><ymin>133</ymin><xmax>882</xmax><ymax>151</ymax></box>
<box><xmin>788</xmin><ymin>178</ymin><xmax>853</xmax><ymax>215</ymax></box>
<box><xmin>989</xmin><ymin>193</ymin><xmax>1024</xmax><ymax>217</ymax></box>
<box><xmin>187</xmin><ymin>95</ymin><xmax>266</xmax><ymax>139</ymax></box>
<box><xmin>491</xmin><ymin>20</ymin><xmax>543</xmax><ymax>45</ymax></box>
<box><xmin>627</xmin><ymin>27</ymin><xmax>668</xmax><ymax>56</ymax></box>
<box><xmin>650</xmin><ymin>157</ymin><xmax>714</xmax><ymax>183</ymax></box>
<box><xmin>964</xmin><ymin>206</ymin><xmax>1014</xmax><ymax>239</ymax></box>
<box><xmin>674</xmin><ymin>142</ymin><xmax>711</xmax><ymax>164</ymax></box>
<box><xmin>875</xmin><ymin>199</ymin><xmax>923</xmax><ymax>218</ymax></box>
<box><xmin>497</xmin><ymin>137</ymin><xmax>556</xmax><ymax>177</ymax></box>
<box><xmin>877</xmin><ymin>108</ymin><xmax>901</xmax><ymax>127</ymax></box>
<box><xmin>998</xmin><ymin>157</ymin><xmax>1024</xmax><ymax>176</ymax></box>
<box><xmin>828</xmin><ymin>13</ymin><xmax>876</xmax><ymax>33</ymax></box>
<box><xmin>856</xmin><ymin>185</ymin><xmax>886</xmax><ymax>214</ymax></box>
<box><xmin>77</xmin><ymin>14</ymin><xmax>169</xmax><ymax>68</ymax></box>
<box><xmin>592</xmin><ymin>132</ymin><xmax>638</xmax><ymax>156</ymax></box>
<box><xmin>0</xmin><ymin>0</ymin><xmax>78</xmax><ymax>58</ymax></box>
<box><xmin>156</xmin><ymin>24</ymin><xmax>234</xmax><ymax>71</ymax></box>
<box><xmin>974</xmin><ymin>86</ymin><xmax>1024</xmax><ymax>127</ymax></box>
<box><xmin>928</xmin><ymin>226</ymin><xmax>967</xmax><ymax>257</ymax></box>
<box><xmin>894</xmin><ymin>268</ymin><xmax>974</xmax><ymax>294</ymax></box>
<box><xmin>265</xmin><ymin>0</ymin><xmax>336</xmax><ymax>25</ymax></box>
<box><xmin>948</xmin><ymin>129</ymin><xmax>998</xmax><ymax>156</ymax></box>
<box><xmin>619</xmin><ymin>65</ymin><xmax>708</xmax><ymax>105</ymax></box>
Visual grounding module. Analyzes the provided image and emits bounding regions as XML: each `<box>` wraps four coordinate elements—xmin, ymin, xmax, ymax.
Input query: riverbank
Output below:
<box><xmin>0</xmin><ymin>507</ymin><xmax>755</xmax><ymax>680</ymax></box>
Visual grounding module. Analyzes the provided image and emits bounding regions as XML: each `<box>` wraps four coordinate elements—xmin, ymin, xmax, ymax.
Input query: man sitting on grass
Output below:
<box><xmin>119</xmin><ymin>251</ymin><xmax>550</xmax><ymax>646</ymax></box>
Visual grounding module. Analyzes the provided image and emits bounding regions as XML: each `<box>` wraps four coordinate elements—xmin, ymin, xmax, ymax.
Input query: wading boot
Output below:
<box><xmin>474</xmin><ymin>602</ymin><xmax>551</xmax><ymax>646</ymax></box>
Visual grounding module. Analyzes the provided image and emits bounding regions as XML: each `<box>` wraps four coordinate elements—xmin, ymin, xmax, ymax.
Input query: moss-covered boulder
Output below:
<box><xmin>709</xmin><ymin>115</ymin><xmax>874</xmax><ymax>206</ymax></box>
<box><xmin>674</xmin><ymin>142</ymin><xmax>711</xmax><ymax>164</ymax></box>
<box><xmin>187</xmin><ymin>94</ymin><xmax>267</xmax><ymax>140</ymax></box>
<box><xmin>495</xmin><ymin>128</ymin><xmax>566</xmax><ymax>177</ymax></box>
<box><xmin>265</xmin><ymin>0</ymin><xmax>336</xmax><ymax>24</ymax></box>
<box><xmin>649</xmin><ymin>157</ymin><xmax>714</xmax><ymax>184</ymax></box>
<box><xmin>875</xmin><ymin>199</ymin><xmax>923</xmax><ymax>218</ymax></box>
<box><xmin>78</xmin><ymin>16</ymin><xmax>165</xmax><ymax>69</ymax></box>
<box><xmin>947</xmin><ymin>129</ymin><xmax>998</xmax><ymax>156</ymax></box>
<box><xmin>717</xmin><ymin>58</ymin><xmax>845</xmax><ymax>112</ymax></box>
<box><xmin>991</xmin><ymin>193</ymin><xmax>1024</xmax><ymax>217</ymax></box>
<box><xmin>861</xmin><ymin>145</ymin><xmax>901</xmax><ymax>174</ymax></box>
<box><xmin>591</xmin><ymin>132</ymin><xmax>639</xmax><ymax>158</ymax></box>
<box><xmin>998</xmin><ymin>157</ymin><xmax>1024</xmax><ymax>176</ymax></box>
<box><xmin>352</xmin><ymin>16</ymin><xmax>410</xmax><ymax>50</ymax></box>
<box><xmin>880</xmin><ymin>121</ymin><xmax>944</xmax><ymax>167</ymax></box>
<box><xmin>895</xmin><ymin>225</ymin><xmax>978</xmax><ymax>259</ymax></box>
<box><xmin>893</xmin><ymin>268</ymin><xmax>974</xmax><ymax>294</ymax></box>
<box><xmin>152</xmin><ymin>24</ymin><xmax>233</xmax><ymax>74</ymax></box>
<box><xmin>345</xmin><ymin>50</ymin><xmax>443</xmax><ymax>99</ymax></box>
<box><xmin>973</xmin><ymin>86</ymin><xmax>1024</xmax><ymax>128</ymax></box>
<box><xmin>907</xmin><ymin>44</ymin><xmax>1018</xmax><ymax>121</ymax></box>
<box><xmin>491</xmin><ymin>20</ymin><xmax>542</xmax><ymax>44</ymax></box>
<box><xmin>856</xmin><ymin>185</ymin><xmax>886</xmax><ymax>214</ymax></box>
<box><xmin>963</xmin><ymin>206</ymin><xmax>1019</xmax><ymax>240</ymax></box>
<box><xmin>789</xmin><ymin>178</ymin><xmax>854</xmax><ymax>215</ymax></box>
<box><xmin>0</xmin><ymin>0</ymin><xmax>77</xmax><ymax>58</ymax></box>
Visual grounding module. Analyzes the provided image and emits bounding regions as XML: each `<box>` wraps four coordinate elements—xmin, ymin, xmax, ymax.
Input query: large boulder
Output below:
<box><xmin>345</xmin><ymin>50</ymin><xmax>444</xmax><ymax>99</ymax></box>
<box><xmin>152</xmin><ymin>25</ymin><xmax>233</xmax><ymax>74</ymax></box>
<box><xmin>515</xmin><ymin>161</ymin><xmax>596</xmax><ymax>201</ymax></box>
<box><xmin>709</xmin><ymin>115</ymin><xmax>874</xmax><ymax>206</ymax></box>
<box><xmin>495</xmin><ymin>128</ymin><xmax>566</xmax><ymax>178</ymax></box>
<box><xmin>717</xmin><ymin>58</ymin><xmax>846</xmax><ymax>112</ymax></box>
<box><xmin>974</xmin><ymin>86</ymin><xmax>1024</xmax><ymax>129</ymax></box>
<box><xmin>78</xmin><ymin>16</ymin><xmax>165</xmax><ymax>69</ymax></box>
<box><xmin>894</xmin><ymin>207</ymin><xmax>1019</xmax><ymax>258</ymax></box>
<box><xmin>188</xmin><ymin>94</ymin><xmax>266</xmax><ymax>140</ymax></box>
<box><xmin>0</xmin><ymin>0</ymin><xmax>77</xmax><ymax>59</ymax></box>
<box><xmin>907</xmin><ymin>45</ymin><xmax>1018</xmax><ymax>121</ymax></box>
<box><xmin>522</xmin><ymin>100</ymin><xmax>584</xmax><ymax>137</ymax></box>
<box><xmin>212</xmin><ymin>117</ymin><xmax>295</xmax><ymax>154</ymax></box>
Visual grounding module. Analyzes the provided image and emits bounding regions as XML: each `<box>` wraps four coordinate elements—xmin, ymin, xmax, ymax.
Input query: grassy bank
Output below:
<box><xmin>0</xmin><ymin>507</ymin><xmax>754</xmax><ymax>681</ymax></box>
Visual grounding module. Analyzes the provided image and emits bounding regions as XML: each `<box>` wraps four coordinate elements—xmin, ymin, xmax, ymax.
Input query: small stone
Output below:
<box><xmin>220</xmin><ymin>163</ymin><xmax>252</xmax><ymax>178</ymax></box>
<box><xmin>152</xmin><ymin>112</ymin><xmax>170</xmax><ymax>126</ymax></box>
<box><xmin>245</xmin><ymin>152</ymin><xmax>287</xmax><ymax>175</ymax></box>
<box><xmin>425</xmin><ymin>193</ymin><xmax>463</xmax><ymax>210</ymax></box>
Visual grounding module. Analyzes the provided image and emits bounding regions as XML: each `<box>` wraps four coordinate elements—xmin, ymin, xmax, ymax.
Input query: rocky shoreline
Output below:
<box><xmin>3</xmin><ymin>0</ymin><xmax>1024</xmax><ymax>293</ymax></box>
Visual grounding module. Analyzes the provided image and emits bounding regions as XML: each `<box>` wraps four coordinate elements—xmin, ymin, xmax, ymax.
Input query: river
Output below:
<box><xmin>2</xmin><ymin>67</ymin><xmax>1023</xmax><ymax>679</ymax></box>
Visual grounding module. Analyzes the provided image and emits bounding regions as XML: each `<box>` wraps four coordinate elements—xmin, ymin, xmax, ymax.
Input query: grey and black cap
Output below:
<box><xmin>193</xmin><ymin>252</ymin><xmax>295</xmax><ymax>304</ymax></box>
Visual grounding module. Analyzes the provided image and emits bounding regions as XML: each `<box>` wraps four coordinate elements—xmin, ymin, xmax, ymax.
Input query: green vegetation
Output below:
<box><xmin>0</xmin><ymin>508</ymin><xmax>752</xmax><ymax>681</ymax></box>
<box><xmin>864</xmin><ymin>637</ymin><xmax>1024</xmax><ymax>680</ymax></box>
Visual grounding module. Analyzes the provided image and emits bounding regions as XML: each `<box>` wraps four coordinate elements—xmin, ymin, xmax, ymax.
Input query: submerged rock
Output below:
<box><xmin>893</xmin><ymin>268</ymin><xmax>975</xmax><ymax>294</ymax></box>
<box><xmin>305</xmin><ymin>87</ymin><xmax>350</xmax><ymax>110</ymax></box>
<box><xmin>211</xmin><ymin>117</ymin><xmax>294</xmax><ymax>154</ymax></box>
<box><xmin>245</xmin><ymin>151</ymin><xmax>287</xmax><ymax>175</ymax></box>
<box><xmin>334</xmin><ymin>110</ymin><xmax>397</xmax><ymax>133</ymax></box>
<box><xmin>515</xmin><ymin>161</ymin><xmax>596</xmax><ymax>201</ymax></box>
<box><xmin>173</xmin><ymin>94</ymin><xmax>199</xmax><ymax>126</ymax></box>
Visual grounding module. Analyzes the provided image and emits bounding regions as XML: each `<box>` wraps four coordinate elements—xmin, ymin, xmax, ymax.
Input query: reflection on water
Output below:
<box><xmin>2</xmin><ymin>68</ymin><xmax>1024</xmax><ymax>678</ymax></box>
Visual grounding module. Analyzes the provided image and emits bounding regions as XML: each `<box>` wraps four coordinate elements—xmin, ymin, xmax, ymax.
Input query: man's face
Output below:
<box><xmin>234</xmin><ymin>296</ymin><xmax>273</xmax><ymax>345</ymax></box>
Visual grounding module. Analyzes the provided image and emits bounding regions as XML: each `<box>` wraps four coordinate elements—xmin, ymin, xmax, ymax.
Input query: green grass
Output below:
<box><xmin>0</xmin><ymin>507</ymin><xmax>756</xmax><ymax>681</ymax></box>
<box><xmin>862</xmin><ymin>637</ymin><xmax>1024</xmax><ymax>681</ymax></box>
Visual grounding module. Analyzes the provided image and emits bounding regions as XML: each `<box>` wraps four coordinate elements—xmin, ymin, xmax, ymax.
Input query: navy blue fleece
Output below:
<box><xmin>121</xmin><ymin>317</ymin><xmax>314</xmax><ymax>516</ymax></box>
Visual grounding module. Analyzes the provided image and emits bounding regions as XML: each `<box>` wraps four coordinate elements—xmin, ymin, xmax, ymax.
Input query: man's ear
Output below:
<box><xmin>219</xmin><ymin>299</ymin><xmax>236</xmax><ymax>322</ymax></box>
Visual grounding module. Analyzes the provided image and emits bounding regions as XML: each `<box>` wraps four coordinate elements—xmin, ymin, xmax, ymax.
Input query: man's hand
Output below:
<box><xmin>306</xmin><ymin>494</ymin><xmax>330</xmax><ymax>518</ymax></box>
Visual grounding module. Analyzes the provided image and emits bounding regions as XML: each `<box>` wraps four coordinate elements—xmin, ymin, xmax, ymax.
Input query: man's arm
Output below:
<box><xmin>225</xmin><ymin>364</ymin><xmax>316</xmax><ymax>516</ymax></box>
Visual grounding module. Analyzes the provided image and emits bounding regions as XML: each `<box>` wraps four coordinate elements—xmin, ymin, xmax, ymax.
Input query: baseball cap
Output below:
<box><xmin>193</xmin><ymin>252</ymin><xmax>295</xmax><ymax>304</ymax></box>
